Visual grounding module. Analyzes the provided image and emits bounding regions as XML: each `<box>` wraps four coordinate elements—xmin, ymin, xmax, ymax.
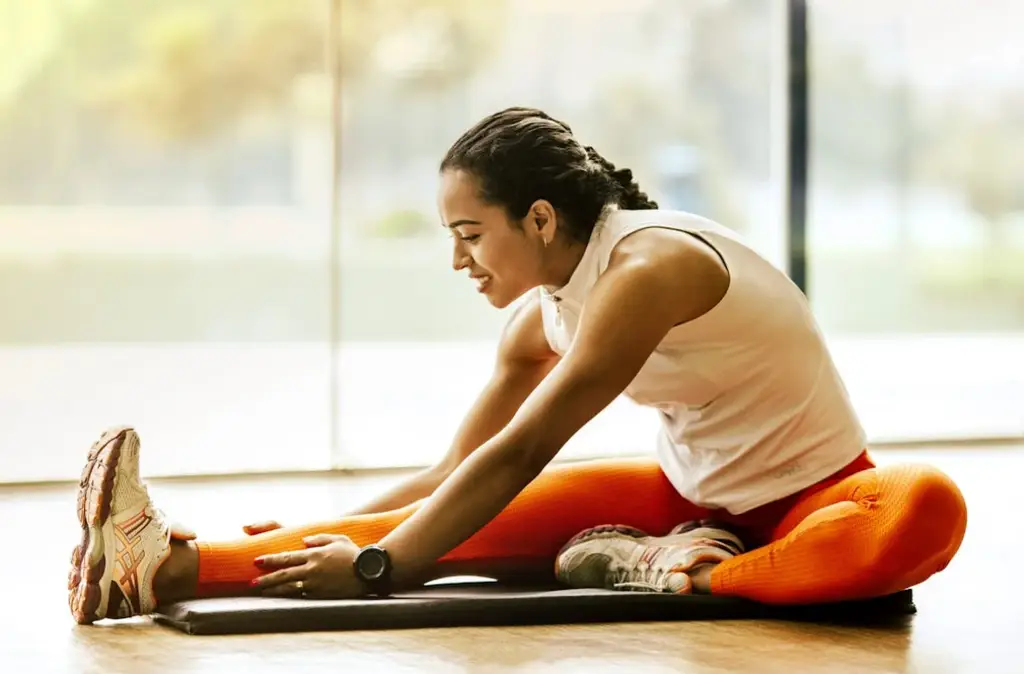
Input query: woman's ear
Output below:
<box><xmin>533</xmin><ymin>209</ymin><xmax>548</xmax><ymax>232</ymax></box>
<box><xmin>529</xmin><ymin>200</ymin><xmax>558</xmax><ymax>242</ymax></box>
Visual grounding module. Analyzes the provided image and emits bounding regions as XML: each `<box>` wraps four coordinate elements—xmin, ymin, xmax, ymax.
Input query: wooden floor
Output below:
<box><xmin>3</xmin><ymin>444</ymin><xmax>1019</xmax><ymax>673</ymax></box>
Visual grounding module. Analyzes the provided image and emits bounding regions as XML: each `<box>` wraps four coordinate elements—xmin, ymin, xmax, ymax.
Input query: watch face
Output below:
<box><xmin>357</xmin><ymin>549</ymin><xmax>387</xmax><ymax>580</ymax></box>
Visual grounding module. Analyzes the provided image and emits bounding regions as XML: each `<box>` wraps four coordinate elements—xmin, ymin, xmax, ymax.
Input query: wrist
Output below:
<box><xmin>352</xmin><ymin>544</ymin><xmax>394</xmax><ymax>597</ymax></box>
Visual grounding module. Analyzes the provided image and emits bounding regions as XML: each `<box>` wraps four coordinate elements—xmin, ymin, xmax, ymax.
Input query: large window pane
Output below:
<box><xmin>0</xmin><ymin>0</ymin><xmax>334</xmax><ymax>481</ymax></box>
<box><xmin>334</xmin><ymin>0</ymin><xmax>786</xmax><ymax>468</ymax></box>
<box><xmin>808</xmin><ymin>1</ymin><xmax>1024</xmax><ymax>441</ymax></box>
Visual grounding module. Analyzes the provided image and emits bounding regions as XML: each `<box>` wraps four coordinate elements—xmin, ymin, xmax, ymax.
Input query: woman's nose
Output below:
<box><xmin>452</xmin><ymin>241</ymin><xmax>471</xmax><ymax>271</ymax></box>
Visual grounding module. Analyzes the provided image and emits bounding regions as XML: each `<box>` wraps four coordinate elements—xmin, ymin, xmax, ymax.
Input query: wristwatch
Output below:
<box><xmin>352</xmin><ymin>545</ymin><xmax>393</xmax><ymax>597</ymax></box>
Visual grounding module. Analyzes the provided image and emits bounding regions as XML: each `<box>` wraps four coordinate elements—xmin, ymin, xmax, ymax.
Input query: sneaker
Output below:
<box><xmin>668</xmin><ymin>518</ymin><xmax>746</xmax><ymax>544</ymax></box>
<box><xmin>67</xmin><ymin>426</ymin><xmax>172</xmax><ymax>624</ymax></box>
<box><xmin>554</xmin><ymin>522</ymin><xmax>745</xmax><ymax>594</ymax></box>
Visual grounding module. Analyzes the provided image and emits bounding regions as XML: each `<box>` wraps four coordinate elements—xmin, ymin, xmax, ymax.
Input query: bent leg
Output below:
<box><xmin>194</xmin><ymin>457</ymin><xmax>708</xmax><ymax>597</ymax></box>
<box><xmin>710</xmin><ymin>463</ymin><xmax>968</xmax><ymax>604</ymax></box>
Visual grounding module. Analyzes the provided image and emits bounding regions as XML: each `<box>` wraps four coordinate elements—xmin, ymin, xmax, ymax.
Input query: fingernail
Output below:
<box><xmin>249</xmin><ymin>579</ymin><xmax>260</xmax><ymax>587</ymax></box>
<box><xmin>254</xmin><ymin>558</ymin><xmax>264</xmax><ymax>567</ymax></box>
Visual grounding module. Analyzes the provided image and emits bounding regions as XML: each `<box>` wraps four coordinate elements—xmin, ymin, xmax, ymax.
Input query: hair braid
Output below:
<box><xmin>583</xmin><ymin>146</ymin><xmax>658</xmax><ymax>210</ymax></box>
<box><xmin>441</xmin><ymin>107</ymin><xmax>658</xmax><ymax>243</ymax></box>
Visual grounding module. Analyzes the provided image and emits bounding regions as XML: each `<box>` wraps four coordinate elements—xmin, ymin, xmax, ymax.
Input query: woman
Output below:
<box><xmin>68</xmin><ymin>107</ymin><xmax>967</xmax><ymax>625</ymax></box>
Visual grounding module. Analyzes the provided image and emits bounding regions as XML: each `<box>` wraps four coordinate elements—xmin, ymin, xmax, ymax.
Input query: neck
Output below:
<box><xmin>540</xmin><ymin>238</ymin><xmax>589</xmax><ymax>292</ymax></box>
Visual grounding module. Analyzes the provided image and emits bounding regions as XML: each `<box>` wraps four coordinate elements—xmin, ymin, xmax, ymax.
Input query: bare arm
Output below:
<box><xmin>378</xmin><ymin>229</ymin><xmax>730</xmax><ymax>585</ymax></box>
<box><xmin>344</xmin><ymin>292</ymin><xmax>558</xmax><ymax>516</ymax></box>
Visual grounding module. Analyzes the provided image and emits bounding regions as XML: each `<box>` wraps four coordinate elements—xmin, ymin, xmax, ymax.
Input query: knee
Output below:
<box><xmin>881</xmin><ymin>464</ymin><xmax>968</xmax><ymax>569</ymax></box>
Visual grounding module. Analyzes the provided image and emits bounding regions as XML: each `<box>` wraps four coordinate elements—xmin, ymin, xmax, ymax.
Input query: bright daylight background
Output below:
<box><xmin>0</xmin><ymin>0</ymin><xmax>1021</xmax><ymax>482</ymax></box>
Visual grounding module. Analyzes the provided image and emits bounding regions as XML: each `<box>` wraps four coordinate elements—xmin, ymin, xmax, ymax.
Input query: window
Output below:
<box><xmin>333</xmin><ymin>0</ymin><xmax>788</xmax><ymax>468</ymax></box>
<box><xmin>0</xmin><ymin>1</ymin><xmax>334</xmax><ymax>481</ymax></box>
<box><xmin>14</xmin><ymin>2</ymin><xmax>957</xmax><ymax>480</ymax></box>
<box><xmin>808</xmin><ymin>1</ymin><xmax>1024</xmax><ymax>441</ymax></box>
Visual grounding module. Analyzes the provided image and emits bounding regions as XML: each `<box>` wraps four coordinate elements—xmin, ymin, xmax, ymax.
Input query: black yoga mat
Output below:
<box><xmin>153</xmin><ymin>582</ymin><xmax>916</xmax><ymax>635</ymax></box>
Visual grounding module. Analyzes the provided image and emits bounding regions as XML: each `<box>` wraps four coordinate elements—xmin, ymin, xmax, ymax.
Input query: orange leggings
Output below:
<box><xmin>195</xmin><ymin>451</ymin><xmax>967</xmax><ymax>604</ymax></box>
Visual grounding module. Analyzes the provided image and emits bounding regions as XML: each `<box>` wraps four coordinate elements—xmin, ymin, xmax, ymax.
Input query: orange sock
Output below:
<box><xmin>195</xmin><ymin>457</ymin><xmax>708</xmax><ymax>597</ymax></box>
<box><xmin>710</xmin><ymin>463</ymin><xmax>968</xmax><ymax>604</ymax></box>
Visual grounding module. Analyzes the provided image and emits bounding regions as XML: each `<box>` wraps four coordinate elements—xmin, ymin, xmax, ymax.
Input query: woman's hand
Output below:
<box><xmin>168</xmin><ymin>521</ymin><xmax>196</xmax><ymax>541</ymax></box>
<box><xmin>242</xmin><ymin>520</ymin><xmax>283</xmax><ymax>535</ymax></box>
<box><xmin>171</xmin><ymin>520</ymin><xmax>283</xmax><ymax>540</ymax></box>
<box><xmin>251</xmin><ymin>534</ymin><xmax>367</xmax><ymax>599</ymax></box>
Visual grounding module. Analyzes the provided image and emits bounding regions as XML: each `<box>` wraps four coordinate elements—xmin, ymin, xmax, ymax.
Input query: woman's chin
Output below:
<box><xmin>483</xmin><ymin>292</ymin><xmax>509</xmax><ymax>308</ymax></box>
<box><xmin>478</xmin><ymin>282</ymin><xmax>508</xmax><ymax>308</ymax></box>
<box><xmin>483</xmin><ymin>284</ymin><xmax>534</xmax><ymax>310</ymax></box>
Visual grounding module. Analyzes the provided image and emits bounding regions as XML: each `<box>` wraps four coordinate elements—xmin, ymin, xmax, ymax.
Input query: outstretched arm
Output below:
<box><xmin>380</xmin><ymin>232</ymin><xmax>729</xmax><ymax>587</ymax></box>
<box><xmin>345</xmin><ymin>293</ymin><xmax>558</xmax><ymax>516</ymax></box>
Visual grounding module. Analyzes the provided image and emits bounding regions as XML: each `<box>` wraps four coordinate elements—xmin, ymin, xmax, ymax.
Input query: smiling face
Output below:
<box><xmin>437</xmin><ymin>107</ymin><xmax>643</xmax><ymax>308</ymax></box>
<box><xmin>438</xmin><ymin>169</ymin><xmax>557</xmax><ymax>308</ymax></box>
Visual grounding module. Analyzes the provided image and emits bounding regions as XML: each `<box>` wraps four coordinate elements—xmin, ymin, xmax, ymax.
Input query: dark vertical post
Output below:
<box><xmin>787</xmin><ymin>0</ymin><xmax>810</xmax><ymax>295</ymax></box>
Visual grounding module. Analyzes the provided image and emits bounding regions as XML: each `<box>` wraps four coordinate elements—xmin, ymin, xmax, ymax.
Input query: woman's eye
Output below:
<box><xmin>460</xmin><ymin>235</ymin><xmax>480</xmax><ymax>243</ymax></box>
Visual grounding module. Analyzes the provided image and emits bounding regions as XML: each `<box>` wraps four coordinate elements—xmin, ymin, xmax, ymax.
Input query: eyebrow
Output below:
<box><xmin>444</xmin><ymin>219</ymin><xmax>482</xmax><ymax>229</ymax></box>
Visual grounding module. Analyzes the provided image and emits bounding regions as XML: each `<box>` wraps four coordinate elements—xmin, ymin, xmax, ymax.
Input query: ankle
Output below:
<box><xmin>688</xmin><ymin>563</ymin><xmax>716</xmax><ymax>594</ymax></box>
<box><xmin>154</xmin><ymin>540</ymin><xmax>199</xmax><ymax>604</ymax></box>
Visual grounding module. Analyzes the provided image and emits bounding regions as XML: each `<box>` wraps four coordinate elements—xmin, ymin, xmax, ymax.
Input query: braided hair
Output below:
<box><xmin>440</xmin><ymin>107</ymin><xmax>657</xmax><ymax>244</ymax></box>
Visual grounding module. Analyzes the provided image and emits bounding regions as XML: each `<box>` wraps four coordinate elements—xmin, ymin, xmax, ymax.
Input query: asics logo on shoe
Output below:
<box><xmin>112</xmin><ymin>507</ymin><xmax>153</xmax><ymax>616</ymax></box>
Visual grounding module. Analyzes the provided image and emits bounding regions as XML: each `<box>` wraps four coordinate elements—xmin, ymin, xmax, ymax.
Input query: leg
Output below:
<box><xmin>710</xmin><ymin>463</ymin><xmax>968</xmax><ymax>604</ymax></box>
<box><xmin>161</xmin><ymin>455</ymin><xmax>710</xmax><ymax>601</ymax></box>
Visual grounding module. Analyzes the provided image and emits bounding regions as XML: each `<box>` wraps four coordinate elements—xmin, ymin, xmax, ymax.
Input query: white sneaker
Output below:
<box><xmin>554</xmin><ymin>522</ymin><xmax>745</xmax><ymax>594</ymax></box>
<box><xmin>68</xmin><ymin>426</ymin><xmax>172</xmax><ymax>624</ymax></box>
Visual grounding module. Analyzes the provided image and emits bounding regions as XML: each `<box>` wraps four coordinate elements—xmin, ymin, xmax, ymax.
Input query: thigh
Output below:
<box><xmin>767</xmin><ymin>461</ymin><xmax>964</xmax><ymax>544</ymax></box>
<box><xmin>449</xmin><ymin>456</ymin><xmax>711</xmax><ymax>561</ymax></box>
<box><xmin>524</xmin><ymin>456</ymin><xmax>710</xmax><ymax>530</ymax></box>
<box><xmin>767</xmin><ymin>466</ymin><xmax>880</xmax><ymax>542</ymax></box>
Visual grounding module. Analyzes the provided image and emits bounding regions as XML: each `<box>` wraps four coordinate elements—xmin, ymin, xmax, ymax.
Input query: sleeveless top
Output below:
<box><xmin>538</xmin><ymin>208</ymin><xmax>866</xmax><ymax>514</ymax></box>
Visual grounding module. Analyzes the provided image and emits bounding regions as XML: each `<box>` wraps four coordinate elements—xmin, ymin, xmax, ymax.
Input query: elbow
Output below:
<box><xmin>507</xmin><ymin>432</ymin><xmax>558</xmax><ymax>480</ymax></box>
<box><xmin>427</xmin><ymin>460</ymin><xmax>455</xmax><ymax>487</ymax></box>
<box><xmin>498</xmin><ymin>413</ymin><xmax>566</xmax><ymax>479</ymax></box>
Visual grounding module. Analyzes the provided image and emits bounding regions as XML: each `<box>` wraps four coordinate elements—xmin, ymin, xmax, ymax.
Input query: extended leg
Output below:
<box><xmin>170</xmin><ymin>455</ymin><xmax>709</xmax><ymax>599</ymax></box>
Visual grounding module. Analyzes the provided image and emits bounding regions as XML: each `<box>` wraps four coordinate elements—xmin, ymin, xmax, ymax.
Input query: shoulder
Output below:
<box><xmin>599</xmin><ymin>225</ymin><xmax>730</xmax><ymax>325</ymax></box>
<box><xmin>497</xmin><ymin>291</ymin><xmax>557</xmax><ymax>366</ymax></box>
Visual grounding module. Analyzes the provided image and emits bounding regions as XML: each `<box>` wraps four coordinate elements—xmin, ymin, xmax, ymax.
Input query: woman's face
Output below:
<box><xmin>438</xmin><ymin>169</ymin><xmax>554</xmax><ymax>309</ymax></box>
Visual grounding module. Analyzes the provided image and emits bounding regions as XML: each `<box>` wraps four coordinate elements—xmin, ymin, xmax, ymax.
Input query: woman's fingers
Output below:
<box><xmin>168</xmin><ymin>522</ymin><xmax>196</xmax><ymax>541</ymax></box>
<box><xmin>252</xmin><ymin>563</ymin><xmax>310</xmax><ymax>591</ymax></box>
<box><xmin>243</xmin><ymin>520</ymin><xmax>283</xmax><ymax>536</ymax></box>
<box><xmin>255</xmin><ymin>549</ymin><xmax>311</xmax><ymax>570</ymax></box>
<box><xmin>303</xmin><ymin>533</ymin><xmax>352</xmax><ymax>548</ymax></box>
<box><xmin>260</xmin><ymin>580</ymin><xmax>310</xmax><ymax>598</ymax></box>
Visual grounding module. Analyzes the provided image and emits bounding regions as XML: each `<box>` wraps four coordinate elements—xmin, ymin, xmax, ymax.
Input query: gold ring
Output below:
<box><xmin>296</xmin><ymin>580</ymin><xmax>305</xmax><ymax>595</ymax></box>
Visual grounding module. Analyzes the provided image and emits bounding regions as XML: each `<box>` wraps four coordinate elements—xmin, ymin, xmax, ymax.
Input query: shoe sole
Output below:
<box><xmin>68</xmin><ymin>426</ymin><xmax>132</xmax><ymax>625</ymax></box>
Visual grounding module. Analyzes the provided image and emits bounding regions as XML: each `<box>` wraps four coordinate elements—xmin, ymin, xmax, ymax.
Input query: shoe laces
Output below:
<box><xmin>611</xmin><ymin>562</ymin><xmax>685</xmax><ymax>593</ymax></box>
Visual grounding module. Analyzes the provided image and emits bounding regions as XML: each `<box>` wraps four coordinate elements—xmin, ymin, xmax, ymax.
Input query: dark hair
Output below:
<box><xmin>440</xmin><ymin>107</ymin><xmax>658</xmax><ymax>244</ymax></box>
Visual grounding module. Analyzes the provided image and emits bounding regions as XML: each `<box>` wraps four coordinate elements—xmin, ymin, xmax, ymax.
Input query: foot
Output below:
<box><xmin>67</xmin><ymin>426</ymin><xmax>173</xmax><ymax>624</ymax></box>
<box><xmin>554</xmin><ymin>521</ymin><xmax>745</xmax><ymax>594</ymax></box>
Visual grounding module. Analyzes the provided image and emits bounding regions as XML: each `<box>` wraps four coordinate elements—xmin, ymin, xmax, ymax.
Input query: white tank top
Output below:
<box><xmin>539</xmin><ymin>208</ymin><xmax>867</xmax><ymax>514</ymax></box>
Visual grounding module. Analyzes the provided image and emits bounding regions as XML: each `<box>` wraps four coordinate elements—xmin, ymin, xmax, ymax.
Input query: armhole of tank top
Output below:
<box><xmin>679</xmin><ymin>229</ymin><xmax>730</xmax><ymax>276</ymax></box>
<box><xmin>599</xmin><ymin>223</ymin><xmax>734</xmax><ymax>331</ymax></box>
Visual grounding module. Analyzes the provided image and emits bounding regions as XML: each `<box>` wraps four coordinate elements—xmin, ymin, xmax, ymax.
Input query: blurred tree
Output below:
<box><xmin>85</xmin><ymin>0</ymin><xmax>506</xmax><ymax>143</ymax></box>
<box><xmin>684</xmin><ymin>0</ymin><xmax>773</xmax><ymax>178</ymax></box>
<box><xmin>915</xmin><ymin>100</ymin><xmax>1024</xmax><ymax>285</ymax></box>
<box><xmin>0</xmin><ymin>0</ymin><xmax>506</xmax><ymax>203</ymax></box>
<box><xmin>916</xmin><ymin>102</ymin><xmax>1024</xmax><ymax>242</ymax></box>
<box><xmin>810</xmin><ymin>44</ymin><xmax>905</xmax><ymax>189</ymax></box>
